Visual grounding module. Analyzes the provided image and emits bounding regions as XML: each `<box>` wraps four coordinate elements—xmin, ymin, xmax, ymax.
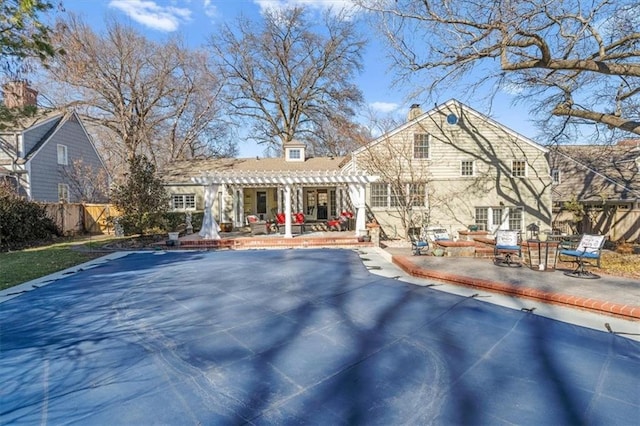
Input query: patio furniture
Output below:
<box><xmin>327</xmin><ymin>211</ymin><xmax>353</xmax><ymax>231</ymax></box>
<box><xmin>560</xmin><ymin>234</ymin><xmax>606</xmax><ymax>279</ymax></box>
<box><xmin>276</xmin><ymin>212</ymin><xmax>306</xmax><ymax>234</ymax></box>
<box><xmin>522</xmin><ymin>240</ymin><xmax>560</xmax><ymax>271</ymax></box>
<box><xmin>494</xmin><ymin>230</ymin><xmax>521</xmax><ymax>267</ymax></box>
<box><xmin>408</xmin><ymin>231</ymin><xmax>429</xmax><ymax>255</ymax></box>
<box><xmin>425</xmin><ymin>227</ymin><xmax>451</xmax><ymax>243</ymax></box>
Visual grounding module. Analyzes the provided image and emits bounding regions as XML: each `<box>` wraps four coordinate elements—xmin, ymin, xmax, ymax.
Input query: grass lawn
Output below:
<box><xmin>0</xmin><ymin>238</ymin><xmax>115</xmax><ymax>291</ymax></box>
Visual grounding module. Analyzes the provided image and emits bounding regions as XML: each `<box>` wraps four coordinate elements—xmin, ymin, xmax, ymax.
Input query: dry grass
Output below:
<box><xmin>600</xmin><ymin>251</ymin><xmax>640</xmax><ymax>279</ymax></box>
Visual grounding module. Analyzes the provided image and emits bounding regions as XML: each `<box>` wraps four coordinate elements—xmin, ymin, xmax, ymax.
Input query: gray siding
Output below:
<box><xmin>22</xmin><ymin>117</ymin><xmax>62</xmax><ymax>156</ymax></box>
<box><xmin>29</xmin><ymin>114</ymin><xmax>106</xmax><ymax>202</ymax></box>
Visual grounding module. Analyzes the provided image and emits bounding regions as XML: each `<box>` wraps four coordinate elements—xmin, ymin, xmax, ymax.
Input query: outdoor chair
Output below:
<box><xmin>560</xmin><ymin>234</ymin><xmax>606</xmax><ymax>279</ymax></box>
<box><xmin>276</xmin><ymin>212</ymin><xmax>306</xmax><ymax>234</ymax></box>
<box><xmin>327</xmin><ymin>211</ymin><xmax>353</xmax><ymax>231</ymax></box>
<box><xmin>408</xmin><ymin>230</ymin><xmax>429</xmax><ymax>256</ymax></box>
<box><xmin>425</xmin><ymin>227</ymin><xmax>452</xmax><ymax>243</ymax></box>
<box><xmin>494</xmin><ymin>230</ymin><xmax>521</xmax><ymax>267</ymax></box>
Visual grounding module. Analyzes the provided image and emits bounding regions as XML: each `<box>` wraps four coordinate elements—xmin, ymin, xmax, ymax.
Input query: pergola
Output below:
<box><xmin>192</xmin><ymin>171</ymin><xmax>378</xmax><ymax>238</ymax></box>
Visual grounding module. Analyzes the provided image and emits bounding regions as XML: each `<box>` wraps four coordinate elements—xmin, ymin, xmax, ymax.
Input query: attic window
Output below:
<box><xmin>285</xmin><ymin>145</ymin><xmax>305</xmax><ymax>162</ymax></box>
<box><xmin>57</xmin><ymin>144</ymin><xmax>68</xmax><ymax>165</ymax></box>
<box><xmin>446</xmin><ymin>113</ymin><xmax>459</xmax><ymax>125</ymax></box>
<box><xmin>551</xmin><ymin>168</ymin><xmax>561</xmax><ymax>184</ymax></box>
<box><xmin>289</xmin><ymin>149</ymin><xmax>301</xmax><ymax>160</ymax></box>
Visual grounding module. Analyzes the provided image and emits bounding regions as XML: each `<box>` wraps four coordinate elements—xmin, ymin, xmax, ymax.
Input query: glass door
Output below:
<box><xmin>317</xmin><ymin>189</ymin><xmax>328</xmax><ymax>220</ymax></box>
<box><xmin>306</xmin><ymin>190</ymin><xmax>317</xmax><ymax>219</ymax></box>
<box><xmin>256</xmin><ymin>191</ymin><xmax>267</xmax><ymax>220</ymax></box>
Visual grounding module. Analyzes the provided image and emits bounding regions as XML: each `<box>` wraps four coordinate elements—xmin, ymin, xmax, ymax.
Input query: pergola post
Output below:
<box><xmin>284</xmin><ymin>184</ymin><xmax>293</xmax><ymax>238</ymax></box>
<box><xmin>348</xmin><ymin>183</ymin><xmax>367</xmax><ymax>236</ymax></box>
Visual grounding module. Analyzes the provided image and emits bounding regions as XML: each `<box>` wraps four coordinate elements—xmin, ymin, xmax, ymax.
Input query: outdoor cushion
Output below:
<box><xmin>560</xmin><ymin>249</ymin><xmax>600</xmax><ymax>259</ymax></box>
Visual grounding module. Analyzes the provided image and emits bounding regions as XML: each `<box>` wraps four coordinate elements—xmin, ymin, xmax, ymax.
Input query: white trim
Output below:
<box><xmin>193</xmin><ymin>171</ymin><xmax>378</xmax><ymax>186</ymax></box>
<box><xmin>57</xmin><ymin>144</ymin><xmax>68</xmax><ymax>165</ymax></box>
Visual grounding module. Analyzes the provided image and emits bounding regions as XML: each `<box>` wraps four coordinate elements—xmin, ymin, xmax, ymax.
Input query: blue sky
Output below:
<box><xmin>54</xmin><ymin>0</ymin><xmax>536</xmax><ymax>156</ymax></box>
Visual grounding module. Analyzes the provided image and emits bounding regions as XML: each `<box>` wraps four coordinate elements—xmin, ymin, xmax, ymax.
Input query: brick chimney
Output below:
<box><xmin>3</xmin><ymin>81</ymin><xmax>38</xmax><ymax>109</ymax></box>
<box><xmin>408</xmin><ymin>103</ymin><xmax>422</xmax><ymax>121</ymax></box>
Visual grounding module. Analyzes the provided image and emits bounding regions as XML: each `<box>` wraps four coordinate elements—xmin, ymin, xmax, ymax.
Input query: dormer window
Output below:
<box><xmin>289</xmin><ymin>149</ymin><xmax>301</xmax><ymax>160</ymax></box>
<box><xmin>284</xmin><ymin>140</ymin><xmax>306</xmax><ymax>162</ymax></box>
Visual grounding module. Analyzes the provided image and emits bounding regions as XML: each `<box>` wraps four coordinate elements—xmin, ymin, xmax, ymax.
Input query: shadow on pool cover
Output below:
<box><xmin>1</xmin><ymin>249</ymin><xmax>638</xmax><ymax>425</ymax></box>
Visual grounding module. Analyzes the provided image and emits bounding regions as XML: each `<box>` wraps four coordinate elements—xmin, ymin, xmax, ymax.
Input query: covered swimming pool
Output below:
<box><xmin>1</xmin><ymin>249</ymin><xmax>639</xmax><ymax>424</ymax></box>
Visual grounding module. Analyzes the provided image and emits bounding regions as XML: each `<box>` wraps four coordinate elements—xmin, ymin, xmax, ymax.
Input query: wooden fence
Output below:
<box><xmin>42</xmin><ymin>203</ymin><xmax>120</xmax><ymax>235</ymax></box>
<box><xmin>553</xmin><ymin>207</ymin><xmax>640</xmax><ymax>243</ymax></box>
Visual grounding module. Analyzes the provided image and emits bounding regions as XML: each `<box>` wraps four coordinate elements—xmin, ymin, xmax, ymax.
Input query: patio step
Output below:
<box><xmin>169</xmin><ymin>235</ymin><xmax>373</xmax><ymax>250</ymax></box>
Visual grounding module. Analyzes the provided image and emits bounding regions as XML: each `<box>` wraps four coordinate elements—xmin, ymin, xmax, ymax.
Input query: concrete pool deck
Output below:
<box><xmin>383</xmin><ymin>247</ymin><xmax>640</xmax><ymax>322</ymax></box>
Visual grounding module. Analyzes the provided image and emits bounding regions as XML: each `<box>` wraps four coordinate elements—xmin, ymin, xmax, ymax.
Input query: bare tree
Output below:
<box><xmin>355</xmin><ymin>113</ymin><xmax>434</xmax><ymax>238</ymax></box>
<box><xmin>44</xmin><ymin>15</ymin><xmax>234</xmax><ymax>174</ymax></box>
<box><xmin>209</xmin><ymin>6</ymin><xmax>365</xmax><ymax>153</ymax></box>
<box><xmin>359</xmin><ymin>0</ymin><xmax>640</xmax><ymax>138</ymax></box>
<box><xmin>307</xmin><ymin>114</ymin><xmax>372</xmax><ymax>156</ymax></box>
<box><xmin>60</xmin><ymin>158</ymin><xmax>109</xmax><ymax>203</ymax></box>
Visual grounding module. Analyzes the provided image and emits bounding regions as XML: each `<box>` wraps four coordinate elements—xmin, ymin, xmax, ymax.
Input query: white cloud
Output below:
<box><xmin>202</xmin><ymin>0</ymin><xmax>217</xmax><ymax>18</ymax></box>
<box><xmin>370</xmin><ymin>101</ymin><xmax>399</xmax><ymax>113</ymax></box>
<box><xmin>253</xmin><ymin>0</ymin><xmax>356</xmax><ymax>14</ymax></box>
<box><xmin>108</xmin><ymin>0</ymin><xmax>192</xmax><ymax>32</ymax></box>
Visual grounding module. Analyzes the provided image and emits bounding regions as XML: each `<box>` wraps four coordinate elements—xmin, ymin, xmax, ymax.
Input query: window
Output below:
<box><xmin>475</xmin><ymin>207</ymin><xmax>488</xmax><ymax>231</ymax></box>
<box><xmin>57</xmin><ymin>144</ymin><xmax>68</xmax><ymax>165</ymax></box>
<box><xmin>171</xmin><ymin>194</ymin><xmax>196</xmax><ymax>210</ymax></box>
<box><xmin>511</xmin><ymin>160</ymin><xmax>526</xmax><ymax>177</ymax></box>
<box><xmin>413</xmin><ymin>134</ymin><xmax>429</xmax><ymax>159</ymax></box>
<box><xmin>551</xmin><ymin>168</ymin><xmax>561</xmax><ymax>184</ymax></box>
<box><xmin>371</xmin><ymin>183</ymin><xmax>426</xmax><ymax>208</ymax></box>
<box><xmin>409</xmin><ymin>183</ymin><xmax>426</xmax><ymax>207</ymax></box>
<box><xmin>289</xmin><ymin>149</ymin><xmax>301</xmax><ymax>160</ymax></box>
<box><xmin>476</xmin><ymin>206</ymin><xmax>522</xmax><ymax>231</ymax></box>
<box><xmin>370</xmin><ymin>183</ymin><xmax>388</xmax><ymax>208</ymax></box>
<box><xmin>508</xmin><ymin>208</ymin><xmax>523</xmax><ymax>231</ymax></box>
<box><xmin>461</xmin><ymin>160</ymin><xmax>474</xmax><ymax>176</ymax></box>
<box><xmin>446</xmin><ymin>113</ymin><xmax>459</xmax><ymax>125</ymax></box>
<box><xmin>58</xmin><ymin>183</ymin><xmax>69</xmax><ymax>202</ymax></box>
<box><xmin>492</xmin><ymin>208</ymin><xmax>504</xmax><ymax>228</ymax></box>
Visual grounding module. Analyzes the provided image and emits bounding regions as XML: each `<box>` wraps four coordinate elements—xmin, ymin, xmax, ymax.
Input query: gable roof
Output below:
<box><xmin>550</xmin><ymin>141</ymin><xmax>640</xmax><ymax>202</ymax></box>
<box><xmin>1</xmin><ymin>109</ymin><xmax>64</xmax><ymax>133</ymax></box>
<box><xmin>161</xmin><ymin>156</ymin><xmax>348</xmax><ymax>185</ymax></box>
<box><xmin>24</xmin><ymin>114</ymin><xmax>65</xmax><ymax>159</ymax></box>
<box><xmin>352</xmin><ymin>99</ymin><xmax>548</xmax><ymax>157</ymax></box>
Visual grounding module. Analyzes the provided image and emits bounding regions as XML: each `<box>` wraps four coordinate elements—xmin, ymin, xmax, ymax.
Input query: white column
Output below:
<box><xmin>235</xmin><ymin>188</ymin><xmax>243</xmax><ymax>227</ymax></box>
<box><xmin>284</xmin><ymin>184</ymin><xmax>293</xmax><ymax>238</ymax></box>
<box><xmin>277</xmin><ymin>186</ymin><xmax>283</xmax><ymax>214</ymax></box>
<box><xmin>296</xmin><ymin>186</ymin><xmax>303</xmax><ymax>213</ymax></box>
<box><xmin>348</xmin><ymin>183</ymin><xmax>367</xmax><ymax>236</ymax></box>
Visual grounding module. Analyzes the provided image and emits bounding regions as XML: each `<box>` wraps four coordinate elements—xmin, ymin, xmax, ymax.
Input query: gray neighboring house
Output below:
<box><xmin>0</xmin><ymin>82</ymin><xmax>108</xmax><ymax>202</ymax></box>
<box><xmin>549</xmin><ymin>139</ymin><xmax>640</xmax><ymax>241</ymax></box>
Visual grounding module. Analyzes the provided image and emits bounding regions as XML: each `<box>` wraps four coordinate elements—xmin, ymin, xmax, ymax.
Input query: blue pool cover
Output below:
<box><xmin>1</xmin><ymin>249</ymin><xmax>639</xmax><ymax>425</ymax></box>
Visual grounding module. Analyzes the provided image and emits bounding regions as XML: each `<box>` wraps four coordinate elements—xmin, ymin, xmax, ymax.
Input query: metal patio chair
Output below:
<box><xmin>494</xmin><ymin>230</ymin><xmax>522</xmax><ymax>267</ymax></box>
<box><xmin>560</xmin><ymin>234</ymin><xmax>606</xmax><ymax>279</ymax></box>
